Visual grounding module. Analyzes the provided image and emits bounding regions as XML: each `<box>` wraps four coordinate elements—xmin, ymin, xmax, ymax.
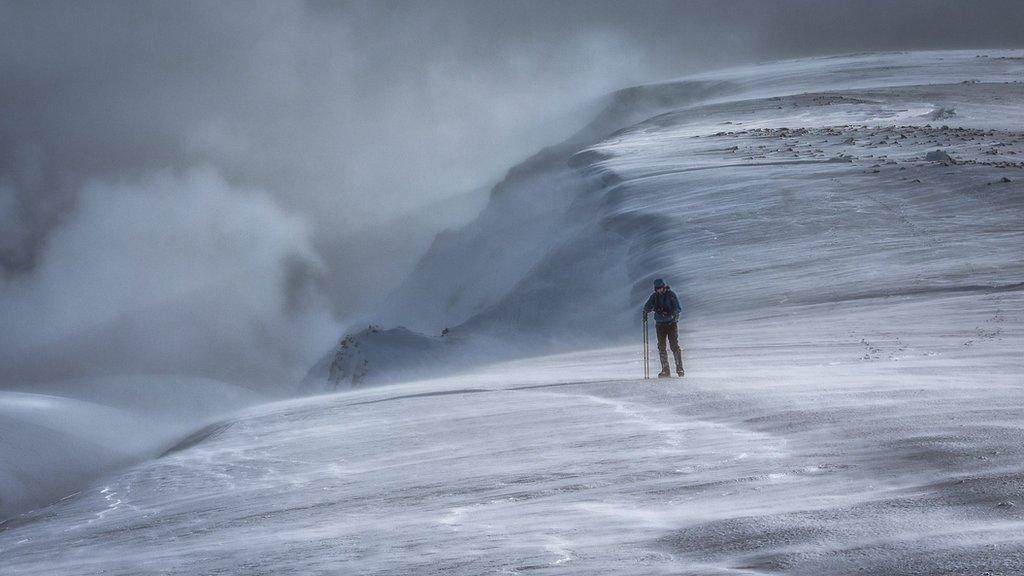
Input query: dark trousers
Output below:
<box><xmin>656</xmin><ymin>321</ymin><xmax>683</xmax><ymax>373</ymax></box>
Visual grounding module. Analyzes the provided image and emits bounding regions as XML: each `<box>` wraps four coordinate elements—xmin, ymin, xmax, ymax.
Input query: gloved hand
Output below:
<box><xmin>642</xmin><ymin>311</ymin><xmax>649</xmax><ymax>321</ymax></box>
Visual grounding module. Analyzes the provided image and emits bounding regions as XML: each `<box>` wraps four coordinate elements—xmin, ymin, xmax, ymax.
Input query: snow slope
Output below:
<box><xmin>306</xmin><ymin>49</ymin><xmax>1023</xmax><ymax>389</ymax></box>
<box><xmin>2</xmin><ymin>51</ymin><xmax>1023</xmax><ymax>574</ymax></box>
<box><xmin>3</xmin><ymin>305</ymin><xmax>1022</xmax><ymax>574</ymax></box>
<box><xmin>0</xmin><ymin>377</ymin><xmax>261</xmax><ymax>519</ymax></box>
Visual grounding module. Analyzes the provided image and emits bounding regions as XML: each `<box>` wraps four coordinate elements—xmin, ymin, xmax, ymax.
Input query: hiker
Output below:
<box><xmin>642</xmin><ymin>278</ymin><xmax>684</xmax><ymax>378</ymax></box>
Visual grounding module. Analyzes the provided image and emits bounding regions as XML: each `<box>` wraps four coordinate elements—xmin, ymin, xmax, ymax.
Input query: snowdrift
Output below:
<box><xmin>0</xmin><ymin>377</ymin><xmax>260</xmax><ymax>520</ymax></box>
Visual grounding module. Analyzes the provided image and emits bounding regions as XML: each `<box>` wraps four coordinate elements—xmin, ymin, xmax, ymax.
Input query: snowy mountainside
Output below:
<box><xmin>307</xmin><ymin>50</ymin><xmax>1024</xmax><ymax>389</ymax></box>
<box><xmin>3</xmin><ymin>51</ymin><xmax>1023</xmax><ymax>576</ymax></box>
<box><xmin>373</xmin><ymin>79</ymin><xmax>737</xmax><ymax>335</ymax></box>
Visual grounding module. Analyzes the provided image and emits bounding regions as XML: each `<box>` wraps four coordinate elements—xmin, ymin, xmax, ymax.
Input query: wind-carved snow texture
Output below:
<box><xmin>307</xmin><ymin>50</ymin><xmax>1024</xmax><ymax>389</ymax></box>
<box><xmin>2</xmin><ymin>51</ymin><xmax>1023</xmax><ymax>575</ymax></box>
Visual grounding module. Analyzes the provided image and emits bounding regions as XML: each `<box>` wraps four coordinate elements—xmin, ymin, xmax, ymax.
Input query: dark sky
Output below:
<box><xmin>1</xmin><ymin>0</ymin><xmax>1021</xmax><ymax>386</ymax></box>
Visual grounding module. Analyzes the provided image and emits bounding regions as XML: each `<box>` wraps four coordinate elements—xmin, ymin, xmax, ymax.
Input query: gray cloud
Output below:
<box><xmin>1</xmin><ymin>0</ymin><xmax>1021</xmax><ymax>386</ymax></box>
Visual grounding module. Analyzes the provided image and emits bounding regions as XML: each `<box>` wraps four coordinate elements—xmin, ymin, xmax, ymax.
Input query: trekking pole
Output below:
<box><xmin>643</xmin><ymin>316</ymin><xmax>650</xmax><ymax>379</ymax></box>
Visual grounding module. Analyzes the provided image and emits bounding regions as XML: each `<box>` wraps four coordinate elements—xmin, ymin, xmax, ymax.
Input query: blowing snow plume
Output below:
<box><xmin>0</xmin><ymin>168</ymin><xmax>332</xmax><ymax>518</ymax></box>
<box><xmin>0</xmin><ymin>169</ymin><xmax>337</xmax><ymax>388</ymax></box>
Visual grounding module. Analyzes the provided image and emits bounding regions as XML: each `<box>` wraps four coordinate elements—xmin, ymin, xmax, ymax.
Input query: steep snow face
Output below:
<box><xmin>309</xmin><ymin>50</ymin><xmax>1023</xmax><ymax>389</ymax></box>
<box><xmin>368</xmin><ymin>79</ymin><xmax>741</xmax><ymax>337</ymax></box>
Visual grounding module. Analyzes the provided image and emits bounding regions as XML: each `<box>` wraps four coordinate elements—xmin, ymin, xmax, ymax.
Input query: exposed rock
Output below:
<box><xmin>301</xmin><ymin>326</ymin><xmax>453</xmax><ymax>390</ymax></box>
<box><xmin>924</xmin><ymin>107</ymin><xmax>957</xmax><ymax>120</ymax></box>
<box><xmin>925</xmin><ymin>149</ymin><xmax>957</xmax><ymax>165</ymax></box>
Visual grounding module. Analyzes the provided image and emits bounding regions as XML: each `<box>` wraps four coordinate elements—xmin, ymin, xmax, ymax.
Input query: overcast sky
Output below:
<box><xmin>1</xmin><ymin>0</ymin><xmax>1021</xmax><ymax>387</ymax></box>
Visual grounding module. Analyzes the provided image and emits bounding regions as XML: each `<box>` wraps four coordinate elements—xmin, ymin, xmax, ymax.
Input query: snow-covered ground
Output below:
<box><xmin>0</xmin><ymin>377</ymin><xmax>262</xmax><ymax>519</ymax></box>
<box><xmin>3</xmin><ymin>297</ymin><xmax>1022</xmax><ymax>574</ymax></box>
<box><xmin>308</xmin><ymin>49</ymin><xmax>1022</xmax><ymax>389</ymax></box>
<box><xmin>2</xmin><ymin>51</ymin><xmax>1022</xmax><ymax>574</ymax></box>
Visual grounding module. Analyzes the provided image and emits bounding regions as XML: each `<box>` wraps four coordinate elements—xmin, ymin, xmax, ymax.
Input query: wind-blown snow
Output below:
<box><xmin>308</xmin><ymin>49</ymin><xmax>1023</xmax><ymax>389</ymax></box>
<box><xmin>2</xmin><ymin>50</ymin><xmax>1022</xmax><ymax>574</ymax></box>
<box><xmin>3</xmin><ymin>304</ymin><xmax>1022</xmax><ymax>573</ymax></box>
<box><xmin>0</xmin><ymin>377</ymin><xmax>261</xmax><ymax>519</ymax></box>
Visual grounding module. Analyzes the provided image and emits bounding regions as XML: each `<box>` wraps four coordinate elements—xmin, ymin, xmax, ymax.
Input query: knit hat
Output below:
<box><xmin>653</xmin><ymin>278</ymin><xmax>666</xmax><ymax>288</ymax></box>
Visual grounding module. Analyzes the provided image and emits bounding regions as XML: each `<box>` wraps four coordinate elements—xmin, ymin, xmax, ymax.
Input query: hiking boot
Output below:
<box><xmin>673</xmin><ymin>349</ymin><xmax>684</xmax><ymax>378</ymax></box>
<box><xmin>658</xmin><ymin>349</ymin><xmax>671</xmax><ymax>378</ymax></box>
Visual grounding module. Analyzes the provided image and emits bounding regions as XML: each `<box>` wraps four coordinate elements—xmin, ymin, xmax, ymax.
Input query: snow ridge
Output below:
<box><xmin>306</xmin><ymin>50</ymin><xmax>1024</xmax><ymax>389</ymax></box>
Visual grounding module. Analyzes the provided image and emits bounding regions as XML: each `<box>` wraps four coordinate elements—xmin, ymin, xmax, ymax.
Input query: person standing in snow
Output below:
<box><xmin>642</xmin><ymin>278</ymin><xmax>684</xmax><ymax>378</ymax></box>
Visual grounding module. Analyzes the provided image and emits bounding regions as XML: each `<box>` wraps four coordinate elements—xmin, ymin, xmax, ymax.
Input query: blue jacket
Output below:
<box><xmin>643</xmin><ymin>288</ymin><xmax>681</xmax><ymax>324</ymax></box>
